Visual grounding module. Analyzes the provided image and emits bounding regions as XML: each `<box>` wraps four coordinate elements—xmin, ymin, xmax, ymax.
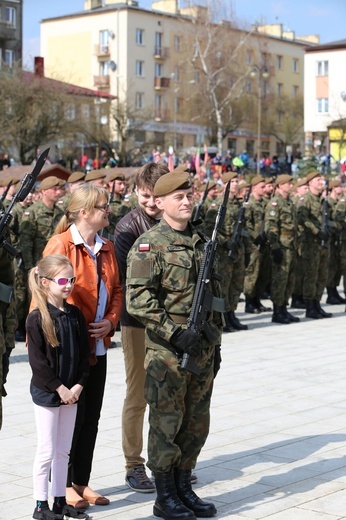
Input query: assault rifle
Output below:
<box><xmin>228</xmin><ymin>185</ymin><xmax>252</xmax><ymax>261</ymax></box>
<box><xmin>192</xmin><ymin>181</ymin><xmax>209</xmax><ymax>224</ymax></box>
<box><xmin>0</xmin><ymin>148</ymin><xmax>50</xmax><ymax>257</ymax></box>
<box><xmin>321</xmin><ymin>179</ymin><xmax>329</xmax><ymax>249</ymax></box>
<box><xmin>180</xmin><ymin>182</ymin><xmax>229</xmax><ymax>376</ymax></box>
<box><xmin>0</xmin><ymin>180</ymin><xmax>13</xmax><ymax>203</ymax></box>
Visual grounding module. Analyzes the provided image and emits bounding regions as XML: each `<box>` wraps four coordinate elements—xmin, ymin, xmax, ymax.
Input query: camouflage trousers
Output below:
<box><xmin>327</xmin><ymin>239</ymin><xmax>341</xmax><ymax>288</ymax></box>
<box><xmin>302</xmin><ymin>241</ymin><xmax>329</xmax><ymax>300</ymax></box>
<box><xmin>144</xmin><ymin>346</ymin><xmax>214</xmax><ymax>473</ymax></box>
<box><xmin>270</xmin><ymin>248</ymin><xmax>296</xmax><ymax>306</ymax></box>
<box><xmin>14</xmin><ymin>262</ymin><xmax>29</xmax><ymax>324</ymax></box>
<box><xmin>219</xmin><ymin>245</ymin><xmax>245</xmax><ymax>312</ymax></box>
<box><xmin>244</xmin><ymin>245</ymin><xmax>271</xmax><ymax>298</ymax></box>
<box><xmin>340</xmin><ymin>242</ymin><xmax>346</xmax><ymax>293</ymax></box>
<box><xmin>293</xmin><ymin>252</ymin><xmax>304</xmax><ymax>296</ymax></box>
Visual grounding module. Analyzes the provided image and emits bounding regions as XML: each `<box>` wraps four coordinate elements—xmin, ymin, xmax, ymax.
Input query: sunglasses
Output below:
<box><xmin>94</xmin><ymin>203</ymin><xmax>109</xmax><ymax>212</ymax></box>
<box><xmin>43</xmin><ymin>276</ymin><xmax>76</xmax><ymax>286</ymax></box>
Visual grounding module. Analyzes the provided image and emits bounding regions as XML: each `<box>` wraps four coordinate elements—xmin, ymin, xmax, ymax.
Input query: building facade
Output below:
<box><xmin>0</xmin><ymin>0</ymin><xmax>22</xmax><ymax>66</ymax></box>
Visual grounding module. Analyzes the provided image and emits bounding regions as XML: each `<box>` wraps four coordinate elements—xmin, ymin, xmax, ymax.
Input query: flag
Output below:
<box><xmin>195</xmin><ymin>146</ymin><xmax>201</xmax><ymax>175</ymax></box>
<box><xmin>168</xmin><ymin>153</ymin><xmax>174</xmax><ymax>172</ymax></box>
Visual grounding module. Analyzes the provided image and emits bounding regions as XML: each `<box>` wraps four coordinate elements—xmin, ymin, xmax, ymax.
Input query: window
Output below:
<box><xmin>276</xmin><ymin>55</ymin><xmax>283</xmax><ymax>70</ymax></box>
<box><xmin>173</xmin><ymin>65</ymin><xmax>180</xmax><ymax>82</ymax></box>
<box><xmin>174</xmin><ymin>35</ymin><xmax>181</xmax><ymax>52</ymax></box>
<box><xmin>135</xmin><ymin>92</ymin><xmax>144</xmax><ymax>109</ymax></box>
<box><xmin>4</xmin><ymin>49</ymin><xmax>14</xmax><ymax>68</ymax></box>
<box><xmin>100</xmin><ymin>61</ymin><xmax>109</xmax><ymax>76</ymax></box>
<box><xmin>292</xmin><ymin>58</ymin><xmax>299</xmax><ymax>73</ymax></box>
<box><xmin>246</xmin><ymin>50</ymin><xmax>252</xmax><ymax>65</ymax></box>
<box><xmin>99</xmin><ymin>30</ymin><xmax>109</xmax><ymax>53</ymax></box>
<box><xmin>316</xmin><ymin>60</ymin><xmax>328</xmax><ymax>76</ymax></box>
<box><xmin>65</xmin><ymin>104</ymin><xmax>76</xmax><ymax>121</ymax></box>
<box><xmin>5</xmin><ymin>7</ymin><xmax>16</xmax><ymax>28</ymax></box>
<box><xmin>155</xmin><ymin>93</ymin><xmax>162</xmax><ymax>118</ymax></box>
<box><xmin>277</xmin><ymin>111</ymin><xmax>282</xmax><ymax>124</ymax></box>
<box><xmin>136</xmin><ymin>60</ymin><xmax>144</xmax><ymax>77</ymax></box>
<box><xmin>292</xmin><ymin>85</ymin><xmax>299</xmax><ymax>98</ymax></box>
<box><xmin>277</xmin><ymin>83</ymin><xmax>283</xmax><ymax>96</ymax></box>
<box><xmin>261</xmin><ymin>52</ymin><xmax>267</xmax><ymax>67</ymax></box>
<box><xmin>136</xmin><ymin>28</ymin><xmax>144</xmax><ymax>45</ymax></box>
<box><xmin>227</xmin><ymin>138</ymin><xmax>237</xmax><ymax>153</ymax></box>
<box><xmin>155</xmin><ymin>63</ymin><xmax>162</xmax><ymax>77</ymax></box>
<box><xmin>155</xmin><ymin>31</ymin><xmax>162</xmax><ymax>55</ymax></box>
<box><xmin>317</xmin><ymin>98</ymin><xmax>329</xmax><ymax>113</ymax></box>
<box><xmin>81</xmin><ymin>104</ymin><xmax>91</xmax><ymax>119</ymax></box>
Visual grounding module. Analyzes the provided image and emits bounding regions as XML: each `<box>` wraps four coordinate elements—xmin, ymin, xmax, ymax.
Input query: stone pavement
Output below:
<box><xmin>1</xmin><ymin>297</ymin><xmax>346</xmax><ymax>520</ymax></box>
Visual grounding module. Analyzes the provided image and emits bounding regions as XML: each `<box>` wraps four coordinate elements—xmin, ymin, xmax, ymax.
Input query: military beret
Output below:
<box><xmin>222</xmin><ymin>171</ymin><xmax>237</xmax><ymax>183</ymax></box>
<box><xmin>275</xmin><ymin>174</ymin><xmax>293</xmax><ymax>186</ymax></box>
<box><xmin>154</xmin><ymin>171</ymin><xmax>192</xmax><ymax>197</ymax></box>
<box><xmin>329</xmin><ymin>179</ymin><xmax>341</xmax><ymax>188</ymax></box>
<box><xmin>296</xmin><ymin>177</ymin><xmax>308</xmax><ymax>187</ymax></box>
<box><xmin>306</xmin><ymin>171</ymin><xmax>321</xmax><ymax>183</ymax></box>
<box><xmin>265</xmin><ymin>177</ymin><xmax>275</xmax><ymax>184</ymax></box>
<box><xmin>198</xmin><ymin>181</ymin><xmax>217</xmax><ymax>192</ymax></box>
<box><xmin>68</xmin><ymin>171</ymin><xmax>85</xmax><ymax>183</ymax></box>
<box><xmin>173</xmin><ymin>164</ymin><xmax>190</xmax><ymax>173</ymax></box>
<box><xmin>239</xmin><ymin>181</ymin><xmax>251</xmax><ymax>188</ymax></box>
<box><xmin>39</xmin><ymin>176</ymin><xmax>61</xmax><ymax>191</ymax></box>
<box><xmin>108</xmin><ymin>171</ymin><xmax>125</xmax><ymax>182</ymax></box>
<box><xmin>85</xmin><ymin>170</ymin><xmax>107</xmax><ymax>182</ymax></box>
<box><xmin>251</xmin><ymin>175</ymin><xmax>265</xmax><ymax>186</ymax></box>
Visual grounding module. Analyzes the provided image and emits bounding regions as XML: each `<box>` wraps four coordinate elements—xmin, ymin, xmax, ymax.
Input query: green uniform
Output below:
<box><xmin>334</xmin><ymin>196</ymin><xmax>346</xmax><ymax>294</ymax></box>
<box><xmin>291</xmin><ymin>194</ymin><xmax>305</xmax><ymax>301</ymax></box>
<box><xmin>264</xmin><ymin>193</ymin><xmax>297</xmax><ymax>306</ymax></box>
<box><xmin>297</xmin><ymin>190</ymin><xmax>329</xmax><ymax>301</ymax></box>
<box><xmin>126</xmin><ymin>218</ymin><xmax>222</xmax><ymax>472</ymax></box>
<box><xmin>102</xmin><ymin>196</ymin><xmax>131</xmax><ymax>243</ymax></box>
<box><xmin>19</xmin><ymin>199</ymin><xmax>63</xmax><ymax>270</ymax></box>
<box><xmin>326</xmin><ymin>196</ymin><xmax>341</xmax><ymax>288</ymax></box>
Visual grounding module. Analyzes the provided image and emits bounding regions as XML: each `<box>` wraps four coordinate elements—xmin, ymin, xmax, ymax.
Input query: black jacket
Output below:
<box><xmin>114</xmin><ymin>206</ymin><xmax>159</xmax><ymax>327</ymax></box>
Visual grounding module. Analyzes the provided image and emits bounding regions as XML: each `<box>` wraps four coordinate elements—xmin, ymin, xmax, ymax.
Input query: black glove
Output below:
<box><xmin>213</xmin><ymin>345</ymin><xmax>222</xmax><ymax>378</ymax></box>
<box><xmin>171</xmin><ymin>328</ymin><xmax>201</xmax><ymax>357</ymax></box>
<box><xmin>254</xmin><ymin>233</ymin><xmax>265</xmax><ymax>246</ymax></box>
<box><xmin>317</xmin><ymin>230</ymin><xmax>329</xmax><ymax>241</ymax></box>
<box><xmin>271</xmin><ymin>248</ymin><xmax>284</xmax><ymax>265</ymax></box>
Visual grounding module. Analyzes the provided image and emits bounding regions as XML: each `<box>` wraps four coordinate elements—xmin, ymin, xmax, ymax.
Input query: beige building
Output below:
<box><xmin>40</xmin><ymin>0</ymin><xmax>317</xmax><ymax>160</ymax></box>
<box><xmin>304</xmin><ymin>39</ymin><xmax>346</xmax><ymax>160</ymax></box>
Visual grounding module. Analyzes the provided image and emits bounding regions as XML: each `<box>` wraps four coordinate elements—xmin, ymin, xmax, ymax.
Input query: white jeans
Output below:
<box><xmin>33</xmin><ymin>403</ymin><xmax>77</xmax><ymax>500</ymax></box>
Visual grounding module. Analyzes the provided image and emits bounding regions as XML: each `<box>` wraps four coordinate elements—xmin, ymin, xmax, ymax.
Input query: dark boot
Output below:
<box><xmin>314</xmin><ymin>300</ymin><xmax>333</xmax><ymax>318</ymax></box>
<box><xmin>15</xmin><ymin>319</ymin><xmax>26</xmax><ymax>342</ymax></box>
<box><xmin>282</xmin><ymin>306</ymin><xmax>300</xmax><ymax>323</ymax></box>
<box><xmin>254</xmin><ymin>297</ymin><xmax>271</xmax><ymax>312</ymax></box>
<box><xmin>153</xmin><ymin>470</ymin><xmax>196</xmax><ymax>520</ymax></box>
<box><xmin>223</xmin><ymin>312</ymin><xmax>236</xmax><ymax>333</ymax></box>
<box><xmin>291</xmin><ymin>294</ymin><xmax>306</xmax><ymax>309</ymax></box>
<box><xmin>326</xmin><ymin>287</ymin><xmax>342</xmax><ymax>305</ymax></box>
<box><xmin>245</xmin><ymin>296</ymin><xmax>261</xmax><ymax>314</ymax></box>
<box><xmin>334</xmin><ymin>288</ymin><xmax>346</xmax><ymax>304</ymax></box>
<box><xmin>272</xmin><ymin>304</ymin><xmax>290</xmax><ymax>324</ymax></box>
<box><xmin>305</xmin><ymin>299</ymin><xmax>322</xmax><ymax>319</ymax></box>
<box><xmin>227</xmin><ymin>311</ymin><xmax>248</xmax><ymax>330</ymax></box>
<box><xmin>175</xmin><ymin>469</ymin><xmax>216</xmax><ymax>518</ymax></box>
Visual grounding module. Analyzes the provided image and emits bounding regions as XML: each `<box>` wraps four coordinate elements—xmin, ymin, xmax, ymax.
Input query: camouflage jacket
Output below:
<box><xmin>297</xmin><ymin>190</ymin><xmax>323</xmax><ymax>243</ymax></box>
<box><xmin>102</xmin><ymin>196</ymin><xmax>131</xmax><ymax>242</ymax></box>
<box><xmin>334</xmin><ymin>196</ymin><xmax>346</xmax><ymax>242</ymax></box>
<box><xmin>264</xmin><ymin>193</ymin><xmax>297</xmax><ymax>250</ymax></box>
<box><xmin>244</xmin><ymin>196</ymin><xmax>265</xmax><ymax>241</ymax></box>
<box><xmin>9</xmin><ymin>202</ymin><xmax>25</xmax><ymax>250</ymax></box>
<box><xmin>126</xmin><ymin>218</ymin><xmax>222</xmax><ymax>351</ymax></box>
<box><xmin>19</xmin><ymin>200</ymin><xmax>63</xmax><ymax>270</ymax></box>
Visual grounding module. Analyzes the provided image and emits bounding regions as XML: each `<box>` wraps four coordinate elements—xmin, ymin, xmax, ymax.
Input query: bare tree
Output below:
<box><xmin>262</xmin><ymin>94</ymin><xmax>304</xmax><ymax>151</ymax></box>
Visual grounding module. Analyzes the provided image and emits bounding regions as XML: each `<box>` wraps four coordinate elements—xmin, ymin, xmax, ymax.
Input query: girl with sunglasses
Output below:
<box><xmin>27</xmin><ymin>254</ymin><xmax>90</xmax><ymax>520</ymax></box>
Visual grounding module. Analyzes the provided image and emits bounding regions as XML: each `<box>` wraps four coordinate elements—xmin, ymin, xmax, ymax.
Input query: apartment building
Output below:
<box><xmin>0</xmin><ymin>0</ymin><xmax>22</xmax><ymax>66</ymax></box>
<box><xmin>40</xmin><ymin>0</ymin><xmax>316</xmax><ymax>158</ymax></box>
<box><xmin>304</xmin><ymin>39</ymin><xmax>346</xmax><ymax>160</ymax></box>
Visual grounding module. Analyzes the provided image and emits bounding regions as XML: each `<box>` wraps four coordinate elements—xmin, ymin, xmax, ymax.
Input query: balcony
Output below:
<box><xmin>0</xmin><ymin>20</ymin><xmax>15</xmax><ymax>41</ymax></box>
<box><xmin>94</xmin><ymin>75</ymin><xmax>110</xmax><ymax>88</ymax></box>
<box><xmin>154</xmin><ymin>46</ymin><xmax>169</xmax><ymax>59</ymax></box>
<box><xmin>154</xmin><ymin>108</ymin><xmax>170</xmax><ymax>122</ymax></box>
<box><xmin>94</xmin><ymin>44</ymin><xmax>110</xmax><ymax>57</ymax></box>
<box><xmin>154</xmin><ymin>77</ymin><xmax>170</xmax><ymax>89</ymax></box>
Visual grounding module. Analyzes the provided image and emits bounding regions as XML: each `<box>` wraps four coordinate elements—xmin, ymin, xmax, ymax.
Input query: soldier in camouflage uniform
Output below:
<box><xmin>204</xmin><ymin>172</ymin><xmax>248</xmax><ymax>332</ymax></box>
<box><xmin>334</xmin><ymin>185</ymin><xmax>346</xmax><ymax>302</ymax></box>
<box><xmin>58</xmin><ymin>171</ymin><xmax>86</xmax><ymax>212</ymax></box>
<box><xmin>291</xmin><ymin>177</ymin><xmax>309</xmax><ymax>309</ymax></box>
<box><xmin>264</xmin><ymin>175</ymin><xmax>300</xmax><ymax>324</ymax></box>
<box><xmin>19</xmin><ymin>176</ymin><xmax>64</xmax><ymax>271</ymax></box>
<box><xmin>2</xmin><ymin>178</ymin><xmax>20</xmax><ymax>209</ymax></box>
<box><xmin>126</xmin><ymin>171</ymin><xmax>221</xmax><ymax>520</ymax></box>
<box><xmin>325</xmin><ymin>179</ymin><xmax>345</xmax><ymax>304</ymax></box>
<box><xmin>262</xmin><ymin>176</ymin><xmax>275</xmax><ymax>207</ymax></box>
<box><xmin>243</xmin><ymin>175</ymin><xmax>272</xmax><ymax>314</ymax></box>
<box><xmin>297</xmin><ymin>171</ymin><xmax>332</xmax><ymax>319</ymax></box>
<box><xmin>105</xmin><ymin>172</ymin><xmax>131</xmax><ymax>241</ymax></box>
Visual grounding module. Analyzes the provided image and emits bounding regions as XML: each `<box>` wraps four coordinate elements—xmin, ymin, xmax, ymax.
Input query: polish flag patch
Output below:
<box><xmin>139</xmin><ymin>243</ymin><xmax>150</xmax><ymax>252</ymax></box>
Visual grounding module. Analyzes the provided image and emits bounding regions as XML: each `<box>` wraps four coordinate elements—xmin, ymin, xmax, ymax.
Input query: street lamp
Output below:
<box><xmin>250</xmin><ymin>66</ymin><xmax>269</xmax><ymax>175</ymax></box>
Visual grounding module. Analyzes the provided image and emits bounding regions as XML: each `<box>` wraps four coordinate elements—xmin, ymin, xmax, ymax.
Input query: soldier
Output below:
<box><xmin>107</xmin><ymin>171</ymin><xmax>131</xmax><ymax>228</ymax></box>
<box><xmin>325</xmin><ymin>179</ymin><xmax>345</xmax><ymax>304</ymax></box>
<box><xmin>243</xmin><ymin>175</ymin><xmax>272</xmax><ymax>314</ymax></box>
<box><xmin>2</xmin><ymin>178</ymin><xmax>20</xmax><ymax>209</ymax></box>
<box><xmin>59</xmin><ymin>171</ymin><xmax>86</xmax><ymax>212</ymax></box>
<box><xmin>334</xmin><ymin>184</ymin><xmax>346</xmax><ymax>303</ymax></box>
<box><xmin>264</xmin><ymin>174</ymin><xmax>300</xmax><ymax>324</ymax></box>
<box><xmin>297</xmin><ymin>171</ymin><xmax>332</xmax><ymax>319</ymax></box>
<box><xmin>126</xmin><ymin>171</ymin><xmax>221</xmax><ymax>519</ymax></box>
<box><xmin>19</xmin><ymin>176</ymin><xmax>64</xmax><ymax>271</ymax></box>
<box><xmin>291</xmin><ymin>177</ymin><xmax>309</xmax><ymax>309</ymax></box>
<box><xmin>262</xmin><ymin>177</ymin><xmax>275</xmax><ymax>206</ymax></box>
<box><xmin>204</xmin><ymin>171</ymin><xmax>248</xmax><ymax>332</ymax></box>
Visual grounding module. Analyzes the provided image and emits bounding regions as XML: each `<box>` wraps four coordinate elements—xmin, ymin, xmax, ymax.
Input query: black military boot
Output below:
<box><xmin>305</xmin><ymin>299</ymin><xmax>322</xmax><ymax>319</ymax></box>
<box><xmin>223</xmin><ymin>312</ymin><xmax>236</xmax><ymax>333</ymax></box>
<box><xmin>227</xmin><ymin>311</ymin><xmax>248</xmax><ymax>330</ymax></box>
<box><xmin>153</xmin><ymin>470</ymin><xmax>196</xmax><ymax>520</ymax></box>
<box><xmin>326</xmin><ymin>287</ymin><xmax>341</xmax><ymax>305</ymax></box>
<box><xmin>314</xmin><ymin>300</ymin><xmax>333</xmax><ymax>318</ymax></box>
<box><xmin>282</xmin><ymin>305</ymin><xmax>300</xmax><ymax>323</ymax></box>
<box><xmin>254</xmin><ymin>297</ymin><xmax>271</xmax><ymax>312</ymax></box>
<box><xmin>272</xmin><ymin>304</ymin><xmax>290</xmax><ymax>324</ymax></box>
<box><xmin>291</xmin><ymin>294</ymin><xmax>306</xmax><ymax>309</ymax></box>
<box><xmin>334</xmin><ymin>288</ymin><xmax>346</xmax><ymax>304</ymax></box>
<box><xmin>245</xmin><ymin>296</ymin><xmax>261</xmax><ymax>314</ymax></box>
<box><xmin>174</xmin><ymin>469</ymin><xmax>216</xmax><ymax>518</ymax></box>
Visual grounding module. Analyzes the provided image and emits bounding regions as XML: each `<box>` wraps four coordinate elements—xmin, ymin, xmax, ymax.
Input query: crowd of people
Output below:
<box><xmin>0</xmin><ymin>155</ymin><xmax>345</xmax><ymax>519</ymax></box>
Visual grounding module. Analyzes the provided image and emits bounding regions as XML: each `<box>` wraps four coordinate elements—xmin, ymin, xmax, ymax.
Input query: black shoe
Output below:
<box><xmin>223</xmin><ymin>325</ymin><xmax>236</xmax><ymax>333</ymax></box>
<box><xmin>282</xmin><ymin>306</ymin><xmax>300</xmax><ymax>323</ymax></box>
<box><xmin>315</xmin><ymin>300</ymin><xmax>333</xmax><ymax>318</ymax></box>
<box><xmin>15</xmin><ymin>329</ymin><xmax>26</xmax><ymax>342</ymax></box>
<box><xmin>190</xmin><ymin>473</ymin><xmax>197</xmax><ymax>485</ymax></box>
<box><xmin>305</xmin><ymin>299</ymin><xmax>322</xmax><ymax>319</ymax></box>
<box><xmin>126</xmin><ymin>465</ymin><xmax>155</xmax><ymax>493</ymax></box>
<box><xmin>255</xmin><ymin>297</ymin><xmax>271</xmax><ymax>312</ymax></box>
<box><xmin>245</xmin><ymin>297</ymin><xmax>261</xmax><ymax>314</ymax></box>
<box><xmin>227</xmin><ymin>311</ymin><xmax>248</xmax><ymax>330</ymax></box>
<box><xmin>154</xmin><ymin>470</ymin><xmax>196</xmax><ymax>519</ymax></box>
<box><xmin>33</xmin><ymin>502</ymin><xmax>50</xmax><ymax>520</ymax></box>
<box><xmin>175</xmin><ymin>469</ymin><xmax>217</xmax><ymax>518</ymax></box>
<box><xmin>326</xmin><ymin>288</ymin><xmax>342</xmax><ymax>304</ymax></box>
<box><xmin>271</xmin><ymin>304</ymin><xmax>290</xmax><ymax>324</ymax></box>
<box><xmin>291</xmin><ymin>295</ymin><xmax>306</xmax><ymax>309</ymax></box>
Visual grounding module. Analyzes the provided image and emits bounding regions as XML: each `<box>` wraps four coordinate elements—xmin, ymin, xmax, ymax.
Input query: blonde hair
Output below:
<box><xmin>28</xmin><ymin>254</ymin><xmax>74</xmax><ymax>347</ymax></box>
<box><xmin>54</xmin><ymin>184</ymin><xmax>109</xmax><ymax>235</ymax></box>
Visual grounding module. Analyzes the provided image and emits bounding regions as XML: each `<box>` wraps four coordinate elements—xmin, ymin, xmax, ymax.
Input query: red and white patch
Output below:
<box><xmin>138</xmin><ymin>243</ymin><xmax>150</xmax><ymax>252</ymax></box>
<box><xmin>24</xmin><ymin>211</ymin><xmax>30</xmax><ymax>216</ymax></box>
<box><xmin>271</xmin><ymin>202</ymin><xmax>277</xmax><ymax>206</ymax></box>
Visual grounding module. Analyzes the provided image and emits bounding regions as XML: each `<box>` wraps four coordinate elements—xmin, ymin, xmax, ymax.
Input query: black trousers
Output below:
<box><xmin>67</xmin><ymin>354</ymin><xmax>107</xmax><ymax>486</ymax></box>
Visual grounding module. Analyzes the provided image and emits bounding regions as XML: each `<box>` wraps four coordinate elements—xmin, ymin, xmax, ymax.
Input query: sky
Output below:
<box><xmin>23</xmin><ymin>0</ymin><xmax>346</xmax><ymax>68</ymax></box>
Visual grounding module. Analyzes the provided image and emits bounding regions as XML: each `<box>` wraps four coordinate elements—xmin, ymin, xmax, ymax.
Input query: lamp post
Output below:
<box><xmin>250</xmin><ymin>66</ymin><xmax>269</xmax><ymax>175</ymax></box>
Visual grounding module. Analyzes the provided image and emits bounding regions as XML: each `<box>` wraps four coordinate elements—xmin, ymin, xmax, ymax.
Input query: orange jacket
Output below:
<box><xmin>42</xmin><ymin>228</ymin><xmax>123</xmax><ymax>365</ymax></box>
